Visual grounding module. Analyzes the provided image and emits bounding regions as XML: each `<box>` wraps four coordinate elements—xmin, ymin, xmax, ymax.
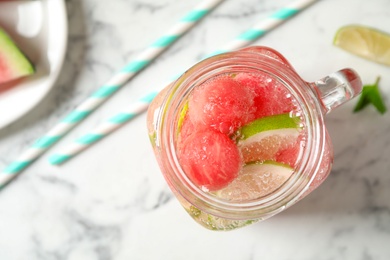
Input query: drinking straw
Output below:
<box><xmin>48</xmin><ymin>0</ymin><xmax>318</xmax><ymax>165</ymax></box>
<box><xmin>0</xmin><ymin>0</ymin><xmax>224</xmax><ymax>188</ymax></box>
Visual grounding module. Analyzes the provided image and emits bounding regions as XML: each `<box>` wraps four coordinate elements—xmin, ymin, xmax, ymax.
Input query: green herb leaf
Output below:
<box><xmin>353</xmin><ymin>76</ymin><xmax>387</xmax><ymax>114</ymax></box>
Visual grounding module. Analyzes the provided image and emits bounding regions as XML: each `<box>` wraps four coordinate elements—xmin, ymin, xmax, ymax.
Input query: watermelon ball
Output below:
<box><xmin>188</xmin><ymin>74</ymin><xmax>255</xmax><ymax>135</ymax></box>
<box><xmin>234</xmin><ymin>72</ymin><xmax>296</xmax><ymax>119</ymax></box>
<box><xmin>178</xmin><ymin>129</ymin><xmax>241</xmax><ymax>191</ymax></box>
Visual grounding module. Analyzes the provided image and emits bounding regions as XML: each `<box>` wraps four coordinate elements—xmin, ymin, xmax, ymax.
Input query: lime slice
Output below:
<box><xmin>236</xmin><ymin>113</ymin><xmax>301</xmax><ymax>164</ymax></box>
<box><xmin>239</xmin><ymin>113</ymin><xmax>300</xmax><ymax>140</ymax></box>
<box><xmin>333</xmin><ymin>25</ymin><xmax>390</xmax><ymax>66</ymax></box>
<box><xmin>215</xmin><ymin>161</ymin><xmax>294</xmax><ymax>202</ymax></box>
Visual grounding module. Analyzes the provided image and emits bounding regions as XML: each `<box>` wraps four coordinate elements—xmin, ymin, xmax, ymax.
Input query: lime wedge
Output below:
<box><xmin>215</xmin><ymin>161</ymin><xmax>294</xmax><ymax>202</ymax></box>
<box><xmin>236</xmin><ymin>113</ymin><xmax>301</xmax><ymax>164</ymax></box>
<box><xmin>333</xmin><ymin>25</ymin><xmax>390</xmax><ymax>66</ymax></box>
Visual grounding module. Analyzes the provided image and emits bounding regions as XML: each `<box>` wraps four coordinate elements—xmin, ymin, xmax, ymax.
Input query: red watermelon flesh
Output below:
<box><xmin>234</xmin><ymin>72</ymin><xmax>296</xmax><ymax>119</ymax></box>
<box><xmin>275</xmin><ymin>133</ymin><xmax>305</xmax><ymax>168</ymax></box>
<box><xmin>178</xmin><ymin>69</ymin><xmax>302</xmax><ymax>192</ymax></box>
<box><xmin>188</xmin><ymin>74</ymin><xmax>256</xmax><ymax>135</ymax></box>
<box><xmin>178</xmin><ymin>128</ymin><xmax>241</xmax><ymax>191</ymax></box>
<box><xmin>0</xmin><ymin>28</ymin><xmax>34</xmax><ymax>85</ymax></box>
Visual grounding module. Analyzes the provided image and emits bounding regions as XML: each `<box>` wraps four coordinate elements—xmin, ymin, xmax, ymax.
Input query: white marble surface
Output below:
<box><xmin>1</xmin><ymin>0</ymin><xmax>390</xmax><ymax>259</ymax></box>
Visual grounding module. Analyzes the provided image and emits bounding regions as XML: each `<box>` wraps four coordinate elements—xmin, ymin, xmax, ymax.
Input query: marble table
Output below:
<box><xmin>0</xmin><ymin>0</ymin><xmax>389</xmax><ymax>259</ymax></box>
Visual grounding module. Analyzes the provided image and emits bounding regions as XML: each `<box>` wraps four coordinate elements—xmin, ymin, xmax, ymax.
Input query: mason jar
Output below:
<box><xmin>147</xmin><ymin>46</ymin><xmax>362</xmax><ymax>231</ymax></box>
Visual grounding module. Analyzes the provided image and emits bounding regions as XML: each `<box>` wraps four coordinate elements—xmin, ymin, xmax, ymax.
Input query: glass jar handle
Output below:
<box><xmin>312</xmin><ymin>68</ymin><xmax>362</xmax><ymax>114</ymax></box>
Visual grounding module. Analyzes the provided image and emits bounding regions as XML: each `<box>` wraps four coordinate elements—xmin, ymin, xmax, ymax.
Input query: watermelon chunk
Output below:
<box><xmin>0</xmin><ymin>28</ymin><xmax>34</xmax><ymax>85</ymax></box>
<box><xmin>176</xmin><ymin>69</ymin><xmax>304</xmax><ymax>193</ymax></box>
<box><xmin>188</xmin><ymin>74</ymin><xmax>255</xmax><ymax>135</ymax></box>
<box><xmin>178</xmin><ymin>128</ymin><xmax>241</xmax><ymax>191</ymax></box>
<box><xmin>234</xmin><ymin>72</ymin><xmax>295</xmax><ymax>119</ymax></box>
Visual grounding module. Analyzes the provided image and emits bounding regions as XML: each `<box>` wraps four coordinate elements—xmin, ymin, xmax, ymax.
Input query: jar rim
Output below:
<box><xmin>157</xmin><ymin>50</ymin><xmax>327</xmax><ymax>220</ymax></box>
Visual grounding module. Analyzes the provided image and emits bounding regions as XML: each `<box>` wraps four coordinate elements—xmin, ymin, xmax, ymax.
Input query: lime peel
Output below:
<box><xmin>333</xmin><ymin>25</ymin><xmax>390</xmax><ymax>66</ymax></box>
<box><xmin>177</xmin><ymin>101</ymin><xmax>189</xmax><ymax>132</ymax></box>
<box><xmin>238</xmin><ymin>113</ymin><xmax>300</xmax><ymax>140</ymax></box>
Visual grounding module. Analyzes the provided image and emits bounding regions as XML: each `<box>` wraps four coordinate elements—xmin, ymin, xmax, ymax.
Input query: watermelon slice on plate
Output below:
<box><xmin>0</xmin><ymin>0</ymin><xmax>67</xmax><ymax>129</ymax></box>
<box><xmin>0</xmin><ymin>28</ymin><xmax>35</xmax><ymax>85</ymax></box>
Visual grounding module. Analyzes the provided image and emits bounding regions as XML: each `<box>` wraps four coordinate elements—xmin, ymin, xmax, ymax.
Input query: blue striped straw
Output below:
<box><xmin>0</xmin><ymin>0</ymin><xmax>224</xmax><ymax>188</ymax></box>
<box><xmin>48</xmin><ymin>0</ymin><xmax>318</xmax><ymax>165</ymax></box>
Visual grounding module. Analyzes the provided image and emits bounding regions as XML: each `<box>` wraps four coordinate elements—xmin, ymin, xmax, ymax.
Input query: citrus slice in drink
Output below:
<box><xmin>333</xmin><ymin>25</ymin><xmax>390</xmax><ymax>66</ymax></box>
<box><xmin>236</xmin><ymin>113</ymin><xmax>302</xmax><ymax>167</ymax></box>
<box><xmin>215</xmin><ymin>161</ymin><xmax>294</xmax><ymax>202</ymax></box>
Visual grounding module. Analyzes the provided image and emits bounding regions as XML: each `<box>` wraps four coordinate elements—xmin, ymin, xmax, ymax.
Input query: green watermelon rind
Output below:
<box><xmin>0</xmin><ymin>28</ymin><xmax>35</xmax><ymax>83</ymax></box>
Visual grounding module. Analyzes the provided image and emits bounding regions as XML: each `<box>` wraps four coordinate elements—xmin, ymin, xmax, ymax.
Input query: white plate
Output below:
<box><xmin>0</xmin><ymin>0</ymin><xmax>67</xmax><ymax>129</ymax></box>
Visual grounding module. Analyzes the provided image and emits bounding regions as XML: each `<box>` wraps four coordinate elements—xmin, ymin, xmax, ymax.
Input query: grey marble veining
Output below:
<box><xmin>0</xmin><ymin>0</ymin><xmax>390</xmax><ymax>259</ymax></box>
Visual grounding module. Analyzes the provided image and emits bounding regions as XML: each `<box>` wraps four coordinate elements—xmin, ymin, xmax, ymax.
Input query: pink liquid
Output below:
<box><xmin>176</xmin><ymin>71</ymin><xmax>311</xmax><ymax>200</ymax></box>
<box><xmin>147</xmin><ymin>46</ymin><xmax>334</xmax><ymax>230</ymax></box>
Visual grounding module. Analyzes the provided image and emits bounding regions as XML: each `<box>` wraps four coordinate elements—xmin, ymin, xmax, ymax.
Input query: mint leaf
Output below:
<box><xmin>353</xmin><ymin>88</ymin><xmax>371</xmax><ymax>112</ymax></box>
<box><xmin>368</xmin><ymin>84</ymin><xmax>387</xmax><ymax>114</ymax></box>
<box><xmin>353</xmin><ymin>77</ymin><xmax>387</xmax><ymax>114</ymax></box>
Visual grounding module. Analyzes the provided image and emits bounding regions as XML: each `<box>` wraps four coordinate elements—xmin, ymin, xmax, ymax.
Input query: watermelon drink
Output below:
<box><xmin>147</xmin><ymin>46</ymin><xmax>362</xmax><ymax>230</ymax></box>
